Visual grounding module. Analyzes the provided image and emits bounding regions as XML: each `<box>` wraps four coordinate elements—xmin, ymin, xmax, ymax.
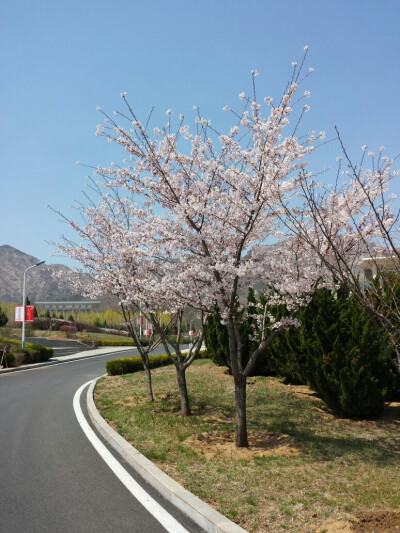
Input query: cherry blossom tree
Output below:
<box><xmin>54</xmin><ymin>190</ymin><xmax>205</xmax><ymax>413</ymax></box>
<box><xmin>57</xmin><ymin>47</ymin><xmax>392</xmax><ymax>447</ymax></box>
<box><xmin>87</xmin><ymin>47</ymin><xmax>328</xmax><ymax>447</ymax></box>
<box><xmin>279</xmin><ymin>131</ymin><xmax>400</xmax><ymax>374</ymax></box>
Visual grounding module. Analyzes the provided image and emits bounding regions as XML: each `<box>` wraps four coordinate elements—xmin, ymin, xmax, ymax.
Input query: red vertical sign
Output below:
<box><xmin>25</xmin><ymin>306</ymin><xmax>34</xmax><ymax>322</ymax></box>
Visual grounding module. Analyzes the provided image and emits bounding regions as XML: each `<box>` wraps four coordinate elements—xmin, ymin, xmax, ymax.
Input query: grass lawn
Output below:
<box><xmin>4</xmin><ymin>328</ymin><xmax>131</xmax><ymax>342</ymax></box>
<box><xmin>94</xmin><ymin>360</ymin><xmax>400</xmax><ymax>532</ymax></box>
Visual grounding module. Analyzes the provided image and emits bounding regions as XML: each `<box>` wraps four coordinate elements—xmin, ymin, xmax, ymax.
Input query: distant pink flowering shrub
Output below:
<box><xmin>60</xmin><ymin>325</ymin><xmax>76</xmax><ymax>338</ymax></box>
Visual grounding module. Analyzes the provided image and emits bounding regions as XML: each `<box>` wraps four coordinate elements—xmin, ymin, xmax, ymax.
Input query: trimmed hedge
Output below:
<box><xmin>106</xmin><ymin>350</ymin><xmax>209</xmax><ymax>375</ymax></box>
<box><xmin>85</xmin><ymin>338</ymin><xmax>136</xmax><ymax>347</ymax></box>
<box><xmin>168</xmin><ymin>336</ymin><xmax>193</xmax><ymax>345</ymax></box>
<box><xmin>0</xmin><ymin>337</ymin><xmax>53</xmax><ymax>367</ymax></box>
<box><xmin>82</xmin><ymin>338</ymin><xmax>153</xmax><ymax>347</ymax></box>
<box><xmin>23</xmin><ymin>343</ymin><xmax>53</xmax><ymax>363</ymax></box>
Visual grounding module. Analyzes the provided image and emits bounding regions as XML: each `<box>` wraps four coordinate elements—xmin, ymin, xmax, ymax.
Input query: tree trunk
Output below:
<box><xmin>226</xmin><ymin>320</ymin><xmax>249</xmax><ymax>447</ymax></box>
<box><xmin>143</xmin><ymin>360</ymin><xmax>154</xmax><ymax>402</ymax></box>
<box><xmin>176</xmin><ymin>366</ymin><xmax>191</xmax><ymax>416</ymax></box>
<box><xmin>122</xmin><ymin>307</ymin><xmax>154</xmax><ymax>402</ymax></box>
<box><xmin>137</xmin><ymin>351</ymin><xmax>154</xmax><ymax>402</ymax></box>
<box><xmin>234</xmin><ymin>373</ymin><xmax>248</xmax><ymax>447</ymax></box>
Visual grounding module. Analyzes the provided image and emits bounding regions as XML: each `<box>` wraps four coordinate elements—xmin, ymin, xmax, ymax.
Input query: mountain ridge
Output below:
<box><xmin>0</xmin><ymin>245</ymin><xmax>76</xmax><ymax>303</ymax></box>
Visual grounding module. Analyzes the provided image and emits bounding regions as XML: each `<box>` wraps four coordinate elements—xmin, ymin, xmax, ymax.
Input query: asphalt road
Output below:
<box><xmin>0</xmin><ymin>349</ymin><xmax>204</xmax><ymax>533</ymax></box>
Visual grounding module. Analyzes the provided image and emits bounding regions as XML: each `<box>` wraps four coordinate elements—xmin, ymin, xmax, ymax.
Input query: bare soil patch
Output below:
<box><xmin>352</xmin><ymin>509</ymin><xmax>400</xmax><ymax>532</ymax></box>
<box><xmin>312</xmin><ymin>509</ymin><xmax>400</xmax><ymax>532</ymax></box>
<box><xmin>186</xmin><ymin>429</ymin><xmax>301</xmax><ymax>460</ymax></box>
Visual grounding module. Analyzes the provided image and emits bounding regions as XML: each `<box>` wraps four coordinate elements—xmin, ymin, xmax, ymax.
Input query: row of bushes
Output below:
<box><xmin>81</xmin><ymin>337</ymin><xmax>136</xmax><ymax>347</ymax></box>
<box><xmin>80</xmin><ymin>337</ymin><xmax>191</xmax><ymax>348</ymax></box>
<box><xmin>106</xmin><ymin>350</ymin><xmax>208</xmax><ymax>375</ymax></box>
<box><xmin>167</xmin><ymin>335</ymin><xmax>194</xmax><ymax>345</ymax></box>
<box><xmin>0</xmin><ymin>337</ymin><xmax>53</xmax><ymax>368</ymax></box>
<box><xmin>22</xmin><ymin>318</ymin><xmax>130</xmax><ymax>336</ymax></box>
<box><xmin>30</xmin><ymin>318</ymin><xmax>106</xmax><ymax>333</ymax></box>
<box><xmin>204</xmin><ymin>287</ymin><xmax>400</xmax><ymax>418</ymax></box>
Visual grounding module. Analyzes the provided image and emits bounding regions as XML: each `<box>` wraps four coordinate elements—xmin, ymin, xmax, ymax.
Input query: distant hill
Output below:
<box><xmin>0</xmin><ymin>245</ymin><xmax>77</xmax><ymax>303</ymax></box>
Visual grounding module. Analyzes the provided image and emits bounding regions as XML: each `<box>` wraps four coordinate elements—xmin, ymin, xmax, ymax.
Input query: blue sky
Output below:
<box><xmin>1</xmin><ymin>0</ymin><xmax>399</xmax><ymax>266</ymax></box>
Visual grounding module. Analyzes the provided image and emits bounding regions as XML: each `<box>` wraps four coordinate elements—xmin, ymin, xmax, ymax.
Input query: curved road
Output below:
<box><xmin>0</xmin><ymin>350</ymin><xmax>204</xmax><ymax>533</ymax></box>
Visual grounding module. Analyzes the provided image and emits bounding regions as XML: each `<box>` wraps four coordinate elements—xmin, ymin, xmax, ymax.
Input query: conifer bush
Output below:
<box><xmin>0</xmin><ymin>307</ymin><xmax>8</xmax><ymax>327</ymax></box>
<box><xmin>205</xmin><ymin>286</ymin><xmax>398</xmax><ymax>417</ymax></box>
<box><xmin>204</xmin><ymin>289</ymin><xmax>270</xmax><ymax>376</ymax></box>
<box><xmin>269</xmin><ymin>287</ymin><xmax>398</xmax><ymax>417</ymax></box>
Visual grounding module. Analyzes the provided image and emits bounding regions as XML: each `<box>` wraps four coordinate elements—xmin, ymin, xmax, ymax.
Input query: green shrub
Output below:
<box><xmin>106</xmin><ymin>357</ymin><xmax>143</xmax><ymax>375</ymax></box>
<box><xmin>204</xmin><ymin>289</ymin><xmax>270</xmax><ymax>376</ymax></box>
<box><xmin>204</xmin><ymin>307</ymin><xmax>230</xmax><ymax>367</ymax></box>
<box><xmin>27</xmin><ymin>343</ymin><xmax>53</xmax><ymax>362</ymax></box>
<box><xmin>269</xmin><ymin>288</ymin><xmax>398</xmax><ymax>418</ymax></box>
<box><xmin>0</xmin><ymin>351</ymin><xmax>15</xmax><ymax>367</ymax></box>
<box><xmin>310</xmin><ymin>292</ymin><xmax>396</xmax><ymax>417</ymax></box>
<box><xmin>0</xmin><ymin>307</ymin><xmax>8</xmax><ymax>327</ymax></box>
<box><xmin>0</xmin><ymin>337</ymin><xmax>53</xmax><ymax>366</ymax></box>
<box><xmin>168</xmin><ymin>335</ymin><xmax>192</xmax><ymax>345</ymax></box>
<box><xmin>95</xmin><ymin>339</ymin><xmax>135</xmax><ymax>347</ymax></box>
<box><xmin>134</xmin><ymin>338</ymin><xmax>151</xmax><ymax>347</ymax></box>
<box><xmin>25</xmin><ymin>323</ymin><xmax>34</xmax><ymax>337</ymax></box>
<box><xmin>107</xmin><ymin>354</ymin><xmax>170</xmax><ymax>375</ymax></box>
<box><xmin>106</xmin><ymin>349</ymin><xmax>209</xmax><ymax>376</ymax></box>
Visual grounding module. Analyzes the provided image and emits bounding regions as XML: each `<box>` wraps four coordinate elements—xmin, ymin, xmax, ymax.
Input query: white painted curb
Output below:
<box><xmin>86</xmin><ymin>377</ymin><xmax>248</xmax><ymax>533</ymax></box>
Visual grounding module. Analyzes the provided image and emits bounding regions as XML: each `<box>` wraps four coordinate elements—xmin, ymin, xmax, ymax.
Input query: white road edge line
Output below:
<box><xmin>73</xmin><ymin>380</ymin><xmax>190</xmax><ymax>533</ymax></box>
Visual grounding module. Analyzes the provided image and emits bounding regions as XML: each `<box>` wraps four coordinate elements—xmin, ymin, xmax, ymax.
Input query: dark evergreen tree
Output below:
<box><xmin>269</xmin><ymin>286</ymin><xmax>398</xmax><ymax>417</ymax></box>
<box><xmin>0</xmin><ymin>307</ymin><xmax>8</xmax><ymax>327</ymax></box>
<box><xmin>204</xmin><ymin>306</ymin><xmax>230</xmax><ymax>367</ymax></box>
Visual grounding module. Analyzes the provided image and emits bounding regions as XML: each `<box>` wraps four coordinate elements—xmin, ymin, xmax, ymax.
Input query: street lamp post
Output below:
<box><xmin>189</xmin><ymin>318</ymin><xmax>195</xmax><ymax>346</ymax></box>
<box><xmin>22</xmin><ymin>260</ymin><xmax>45</xmax><ymax>348</ymax></box>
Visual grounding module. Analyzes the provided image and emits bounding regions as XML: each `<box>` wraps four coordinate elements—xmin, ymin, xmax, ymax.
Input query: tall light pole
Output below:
<box><xmin>22</xmin><ymin>260</ymin><xmax>45</xmax><ymax>348</ymax></box>
<box><xmin>189</xmin><ymin>318</ymin><xmax>195</xmax><ymax>346</ymax></box>
<box><xmin>139</xmin><ymin>301</ymin><xmax>142</xmax><ymax>339</ymax></box>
